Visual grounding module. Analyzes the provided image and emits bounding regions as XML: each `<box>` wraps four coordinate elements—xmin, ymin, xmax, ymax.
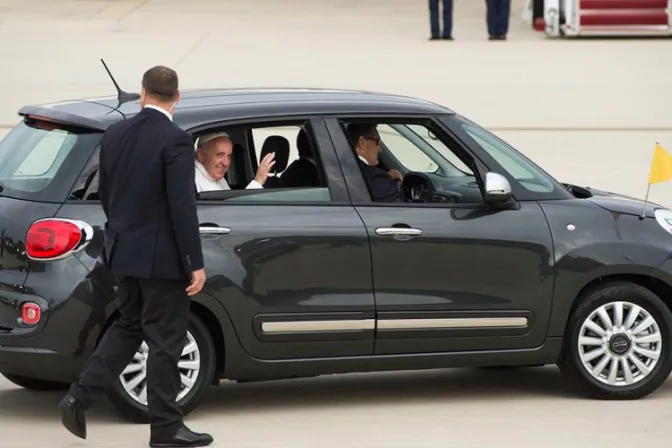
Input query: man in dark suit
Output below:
<box><xmin>58</xmin><ymin>66</ymin><xmax>213</xmax><ymax>447</ymax></box>
<box><xmin>346</xmin><ymin>123</ymin><xmax>404</xmax><ymax>203</ymax></box>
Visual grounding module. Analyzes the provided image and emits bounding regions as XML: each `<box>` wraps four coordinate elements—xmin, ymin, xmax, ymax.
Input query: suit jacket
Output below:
<box><xmin>98</xmin><ymin>107</ymin><xmax>203</xmax><ymax>281</ymax></box>
<box><xmin>358</xmin><ymin>160</ymin><xmax>403</xmax><ymax>202</ymax></box>
<box><xmin>280</xmin><ymin>158</ymin><xmax>320</xmax><ymax>187</ymax></box>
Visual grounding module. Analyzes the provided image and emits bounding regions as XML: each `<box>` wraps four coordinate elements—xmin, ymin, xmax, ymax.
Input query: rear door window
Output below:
<box><xmin>0</xmin><ymin>118</ymin><xmax>102</xmax><ymax>202</ymax></box>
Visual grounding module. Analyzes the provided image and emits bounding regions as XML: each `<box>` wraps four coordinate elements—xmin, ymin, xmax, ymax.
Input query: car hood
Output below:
<box><xmin>563</xmin><ymin>183</ymin><xmax>664</xmax><ymax>218</ymax></box>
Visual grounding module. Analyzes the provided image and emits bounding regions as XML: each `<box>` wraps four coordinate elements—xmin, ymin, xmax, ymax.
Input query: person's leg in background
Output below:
<box><xmin>498</xmin><ymin>0</ymin><xmax>511</xmax><ymax>38</ymax></box>
<box><xmin>441</xmin><ymin>0</ymin><xmax>454</xmax><ymax>39</ymax></box>
<box><xmin>486</xmin><ymin>0</ymin><xmax>510</xmax><ymax>40</ymax></box>
<box><xmin>485</xmin><ymin>0</ymin><xmax>497</xmax><ymax>39</ymax></box>
<box><xmin>429</xmin><ymin>0</ymin><xmax>440</xmax><ymax>39</ymax></box>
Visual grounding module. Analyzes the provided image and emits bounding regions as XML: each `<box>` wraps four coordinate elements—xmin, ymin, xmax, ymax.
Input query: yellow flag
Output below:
<box><xmin>648</xmin><ymin>143</ymin><xmax>672</xmax><ymax>185</ymax></box>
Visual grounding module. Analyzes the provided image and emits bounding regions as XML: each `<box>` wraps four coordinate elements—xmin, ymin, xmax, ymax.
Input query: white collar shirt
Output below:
<box><xmin>144</xmin><ymin>104</ymin><xmax>173</xmax><ymax>121</ymax></box>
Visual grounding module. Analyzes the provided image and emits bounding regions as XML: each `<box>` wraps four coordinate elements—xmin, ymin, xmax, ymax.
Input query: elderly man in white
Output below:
<box><xmin>194</xmin><ymin>132</ymin><xmax>275</xmax><ymax>193</ymax></box>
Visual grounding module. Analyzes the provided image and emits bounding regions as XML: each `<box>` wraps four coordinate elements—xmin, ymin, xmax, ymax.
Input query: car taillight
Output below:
<box><xmin>21</xmin><ymin>303</ymin><xmax>41</xmax><ymax>325</ymax></box>
<box><xmin>25</xmin><ymin>218</ymin><xmax>93</xmax><ymax>260</ymax></box>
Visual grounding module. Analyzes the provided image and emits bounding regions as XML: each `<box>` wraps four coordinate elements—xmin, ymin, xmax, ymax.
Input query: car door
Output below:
<box><xmin>194</xmin><ymin>117</ymin><xmax>375</xmax><ymax>360</ymax></box>
<box><xmin>324</xmin><ymin>114</ymin><xmax>560</xmax><ymax>355</ymax></box>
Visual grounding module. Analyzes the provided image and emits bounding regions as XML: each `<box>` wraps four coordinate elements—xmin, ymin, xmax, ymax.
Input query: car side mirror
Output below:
<box><xmin>484</xmin><ymin>172</ymin><xmax>512</xmax><ymax>204</ymax></box>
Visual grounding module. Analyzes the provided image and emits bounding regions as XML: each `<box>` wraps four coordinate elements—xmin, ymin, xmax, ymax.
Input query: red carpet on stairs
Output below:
<box><xmin>578</xmin><ymin>0</ymin><xmax>669</xmax><ymax>28</ymax></box>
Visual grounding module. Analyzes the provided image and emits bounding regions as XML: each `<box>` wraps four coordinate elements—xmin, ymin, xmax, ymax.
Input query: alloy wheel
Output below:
<box><xmin>577</xmin><ymin>301</ymin><xmax>663</xmax><ymax>387</ymax></box>
<box><xmin>119</xmin><ymin>331</ymin><xmax>201</xmax><ymax>405</ymax></box>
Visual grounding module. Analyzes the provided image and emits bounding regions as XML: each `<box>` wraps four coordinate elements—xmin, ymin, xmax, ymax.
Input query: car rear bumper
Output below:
<box><xmin>0</xmin><ymin>345</ymin><xmax>86</xmax><ymax>382</ymax></box>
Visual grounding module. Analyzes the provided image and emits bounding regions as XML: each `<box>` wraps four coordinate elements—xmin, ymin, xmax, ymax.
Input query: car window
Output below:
<box><xmin>196</xmin><ymin>120</ymin><xmax>331</xmax><ymax>204</ymax></box>
<box><xmin>372</xmin><ymin>123</ymin><xmax>473</xmax><ymax>179</ymax></box>
<box><xmin>251</xmin><ymin>126</ymin><xmax>300</xmax><ymax>171</ymax></box>
<box><xmin>377</xmin><ymin>124</ymin><xmax>439</xmax><ymax>173</ymax></box>
<box><xmin>460</xmin><ymin>123</ymin><xmax>556</xmax><ymax>193</ymax></box>
<box><xmin>338</xmin><ymin>119</ymin><xmax>486</xmax><ymax>205</ymax></box>
<box><xmin>0</xmin><ymin>119</ymin><xmax>101</xmax><ymax>202</ymax></box>
<box><xmin>406</xmin><ymin>124</ymin><xmax>473</xmax><ymax>174</ymax></box>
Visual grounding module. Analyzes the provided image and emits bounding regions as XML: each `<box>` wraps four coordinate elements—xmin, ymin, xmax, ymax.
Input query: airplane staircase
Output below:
<box><xmin>542</xmin><ymin>0</ymin><xmax>672</xmax><ymax>37</ymax></box>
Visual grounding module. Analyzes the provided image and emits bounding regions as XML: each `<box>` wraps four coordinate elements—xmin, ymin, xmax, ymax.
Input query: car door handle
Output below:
<box><xmin>375</xmin><ymin>227</ymin><xmax>423</xmax><ymax>237</ymax></box>
<box><xmin>199</xmin><ymin>226</ymin><xmax>231</xmax><ymax>235</ymax></box>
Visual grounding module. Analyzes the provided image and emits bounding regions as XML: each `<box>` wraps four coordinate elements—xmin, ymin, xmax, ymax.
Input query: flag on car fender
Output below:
<box><xmin>648</xmin><ymin>143</ymin><xmax>672</xmax><ymax>185</ymax></box>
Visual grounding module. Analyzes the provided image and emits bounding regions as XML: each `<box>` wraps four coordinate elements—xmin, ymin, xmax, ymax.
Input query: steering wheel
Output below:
<box><xmin>402</xmin><ymin>172</ymin><xmax>464</xmax><ymax>203</ymax></box>
<box><xmin>402</xmin><ymin>172</ymin><xmax>436</xmax><ymax>202</ymax></box>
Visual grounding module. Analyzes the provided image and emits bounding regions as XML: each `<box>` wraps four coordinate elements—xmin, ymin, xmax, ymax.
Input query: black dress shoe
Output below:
<box><xmin>59</xmin><ymin>395</ymin><xmax>87</xmax><ymax>439</ymax></box>
<box><xmin>149</xmin><ymin>425</ymin><xmax>214</xmax><ymax>447</ymax></box>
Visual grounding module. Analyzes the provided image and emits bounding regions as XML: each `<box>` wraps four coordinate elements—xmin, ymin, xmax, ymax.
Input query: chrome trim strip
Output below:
<box><xmin>261</xmin><ymin>319</ymin><xmax>376</xmax><ymax>334</ymax></box>
<box><xmin>199</xmin><ymin>226</ymin><xmax>231</xmax><ymax>235</ymax></box>
<box><xmin>377</xmin><ymin>317</ymin><xmax>528</xmax><ymax>330</ymax></box>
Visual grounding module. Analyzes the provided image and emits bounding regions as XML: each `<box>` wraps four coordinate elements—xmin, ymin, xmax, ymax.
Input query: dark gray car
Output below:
<box><xmin>1</xmin><ymin>86</ymin><xmax>671</xmax><ymax>423</ymax></box>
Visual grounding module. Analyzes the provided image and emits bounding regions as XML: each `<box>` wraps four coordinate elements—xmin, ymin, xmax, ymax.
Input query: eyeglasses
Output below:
<box><xmin>365</xmin><ymin>135</ymin><xmax>381</xmax><ymax>145</ymax></box>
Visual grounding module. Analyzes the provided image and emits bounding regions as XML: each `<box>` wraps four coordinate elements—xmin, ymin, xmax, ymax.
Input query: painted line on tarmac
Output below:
<box><xmin>92</xmin><ymin>0</ymin><xmax>147</xmax><ymax>21</ymax></box>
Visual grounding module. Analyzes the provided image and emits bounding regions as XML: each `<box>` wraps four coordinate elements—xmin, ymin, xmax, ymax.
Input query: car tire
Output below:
<box><xmin>1</xmin><ymin>373</ymin><xmax>70</xmax><ymax>391</ymax></box>
<box><xmin>106</xmin><ymin>312</ymin><xmax>217</xmax><ymax>423</ymax></box>
<box><xmin>558</xmin><ymin>281</ymin><xmax>672</xmax><ymax>400</ymax></box>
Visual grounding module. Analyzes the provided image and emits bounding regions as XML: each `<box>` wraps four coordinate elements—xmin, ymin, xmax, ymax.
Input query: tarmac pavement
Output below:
<box><xmin>1</xmin><ymin>0</ymin><xmax>672</xmax><ymax>446</ymax></box>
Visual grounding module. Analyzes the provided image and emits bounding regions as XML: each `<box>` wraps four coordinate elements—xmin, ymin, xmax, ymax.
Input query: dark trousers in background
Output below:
<box><xmin>429</xmin><ymin>0</ymin><xmax>453</xmax><ymax>38</ymax></box>
<box><xmin>67</xmin><ymin>275</ymin><xmax>190</xmax><ymax>436</ymax></box>
<box><xmin>485</xmin><ymin>0</ymin><xmax>511</xmax><ymax>36</ymax></box>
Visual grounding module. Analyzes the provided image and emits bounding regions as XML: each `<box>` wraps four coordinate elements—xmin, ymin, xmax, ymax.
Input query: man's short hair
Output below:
<box><xmin>196</xmin><ymin>132</ymin><xmax>231</xmax><ymax>151</ymax></box>
<box><xmin>141</xmin><ymin>65</ymin><xmax>179</xmax><ymax>102</ymax></box>
<box><xmin>346</xmin><ymin>123</ymin><xmax>378</xmax><ymax>146</ymax></box>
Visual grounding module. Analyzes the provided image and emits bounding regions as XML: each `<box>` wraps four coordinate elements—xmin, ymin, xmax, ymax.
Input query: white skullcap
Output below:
<box><xmin>195</xmin><ymin>131</ymin><xmax>231</xmax><ymax>150</ymax></box>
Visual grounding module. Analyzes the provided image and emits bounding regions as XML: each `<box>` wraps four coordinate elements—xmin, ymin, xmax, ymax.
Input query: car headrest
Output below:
<box><xmin>260</xmin><ymin>135</ymin><xmax>290</xmax><ymax>173</ymax></box>
<box><xmin>296</xmin><ymin>128</ymin><xmax>312</xmax><ymax>158</ymax></box>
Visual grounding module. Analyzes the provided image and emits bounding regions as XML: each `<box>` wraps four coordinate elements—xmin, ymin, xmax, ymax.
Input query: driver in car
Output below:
<box><xmin>347</xmin><ymin>123</ymin><xmax>404</xmax><ymax>202</ymax></box>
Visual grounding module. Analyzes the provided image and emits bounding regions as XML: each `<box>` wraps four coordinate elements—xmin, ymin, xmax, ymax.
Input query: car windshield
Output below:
<box><xmin>0</xmin><ymin>118</ymin><xmax>102</xmax><ymax>202</ymax></box>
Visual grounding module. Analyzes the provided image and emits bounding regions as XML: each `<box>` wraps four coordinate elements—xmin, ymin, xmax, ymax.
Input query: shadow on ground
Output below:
<box><xmin>4</xmin><ymin>366</ymin><xmax>669</xmax><ymax>424</ymax></box>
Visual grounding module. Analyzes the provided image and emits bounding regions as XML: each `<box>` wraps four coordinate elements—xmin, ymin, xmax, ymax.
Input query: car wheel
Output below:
<box><xmin>106</xmin><ymin>312</ymin><xmax>216</xmax><ymax>423</ymax></box>
<box><xmin>1</xmin><ymin>373</ymin><xmax>70</xmax><ymax>391</ymax></box>
<box><xmin>559</xmin><ymin>281</ymin><xmax>672</xmax><ymax>400</ymax></box>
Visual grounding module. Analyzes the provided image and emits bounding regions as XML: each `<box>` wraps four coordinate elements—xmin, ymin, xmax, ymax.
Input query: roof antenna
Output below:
<box><xmin>100</xmin><ymin>58</ymin><xmax>140</xmax><ymax>106</ymax></box>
